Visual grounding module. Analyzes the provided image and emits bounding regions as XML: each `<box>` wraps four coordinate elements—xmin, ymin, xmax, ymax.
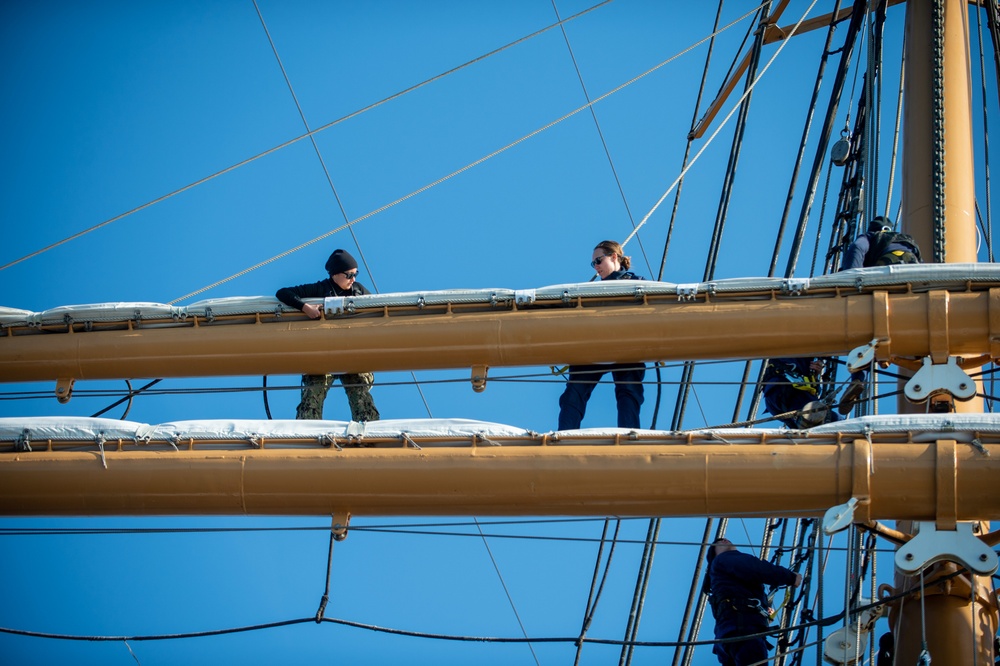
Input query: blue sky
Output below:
<box><xmin>1</xmin><ymin>1</ymin><xmax>998</xmax><ymax>664</ymax></box>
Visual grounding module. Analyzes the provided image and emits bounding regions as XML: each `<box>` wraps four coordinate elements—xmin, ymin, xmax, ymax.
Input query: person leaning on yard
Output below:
<box><xmin>275</xmin><ymin>249</ymin><xmax>381</xmax><ymax>422</ymax></box>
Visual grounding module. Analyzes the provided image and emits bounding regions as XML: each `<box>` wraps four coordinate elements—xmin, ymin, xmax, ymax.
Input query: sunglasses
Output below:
<box><xmin>590</xmin><ymin>254</ymin><xmax>613</xmax><ymax>268</ymax></box>
<box><xmin>341</xmin><ymin>272</ymin><xmax>358</xmax><ymax>280</ymax></box>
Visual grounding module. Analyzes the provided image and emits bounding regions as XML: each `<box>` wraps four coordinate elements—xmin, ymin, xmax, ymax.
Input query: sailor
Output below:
<box><xmin>557</xmin><ymin>240</ymin><xmax>646</xmax><ymax>430</ymax></box>
<box><xmin>841</xmin><ymin>216</ymin><xmax>922</xmax><ymax>270</ymax></box>
<box><xmin>704</xmin><ymin>538</ymin><xmax>802</xmax><ymax>666</ymax></box>
<box><xmin>761</xmin><ymin>357</ymin><xmax>840</xmax><ymax>428</ymax></box>
<box><xmin>275</xmin><ymin>249</ymin><xmax>381</xmax><ymax>422</ymax></box>
<box><xmin>838</xmin><ymin>217</ymin><xmax>923</xmax><ymax>414</ymax></box>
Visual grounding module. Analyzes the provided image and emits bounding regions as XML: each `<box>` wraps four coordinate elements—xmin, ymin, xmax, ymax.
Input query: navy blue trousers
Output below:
<box><xmin>557</xmin><ymin>363</ymin><xmax>645</xmax><ymax>430</ymax></box>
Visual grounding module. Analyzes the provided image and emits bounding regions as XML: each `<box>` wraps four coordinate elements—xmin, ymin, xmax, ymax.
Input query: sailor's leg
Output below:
<box><xmin>611</xmin><ymin>364</ymin><xmax>645</xmax><ymax>429</ymax></box>
<box><xmin>558</xmin><ymin>365</ymin><xmax>603</xmax><ymax>430</ymax></box>
<box><xmin>339</xmin><ymin>372</ymin><xmax>381</xmax><ymax>422</ymax></box>
<box><xmin>296</xmin><ymin>374</ymin><xmax>333</xmax><ymax>420</ymax></box>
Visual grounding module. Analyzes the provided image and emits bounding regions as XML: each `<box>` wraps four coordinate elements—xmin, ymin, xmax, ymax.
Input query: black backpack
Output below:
<box><xmin>863</xmin><ymin>231</ymin><xmax>922</xmax><ymax>267</ymax></box>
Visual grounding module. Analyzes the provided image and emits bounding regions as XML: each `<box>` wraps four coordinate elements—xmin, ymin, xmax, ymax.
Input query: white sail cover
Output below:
<box><xmin>1</xmin><ymin>263</ymin><xmax>996</xmax><ymax>329</ymax></box>
<box><xmin>2</xmin><ymin>414</ymin><xmax>999</xmax><ymax>449</ymax></box>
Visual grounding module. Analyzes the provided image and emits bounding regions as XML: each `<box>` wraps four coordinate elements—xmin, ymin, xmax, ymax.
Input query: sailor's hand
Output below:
<box><xmin>302</xmin><ymin>303</ymin><xmax>322</xmax><ymax>319</ymax></box>
<box><xmin>793</xmin><ymin>573</ymin><xmax>803</xmax><ymax>587</ymax></box>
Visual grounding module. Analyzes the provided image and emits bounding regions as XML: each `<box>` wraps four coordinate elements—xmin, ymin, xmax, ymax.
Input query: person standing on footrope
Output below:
<box><xmin>276</xmin><ymin>249</ymin><xmax>381</xmax><ymax>422</ymax></box>
<box><xmin>557</xmin><ymin>240</ymin><xmax>645</xmax><ymax>430</ymax></box>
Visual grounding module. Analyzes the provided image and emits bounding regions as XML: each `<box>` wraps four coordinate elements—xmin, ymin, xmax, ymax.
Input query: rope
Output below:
<box><xmin>89</xmin><ymin>378</ymin><xmax>161</xmax><ymax>419</ymax></box>
<box><xmin>0</xmin><ymin>0</ymin><xmax>613</xmax><ymax>274</ymax></box>
<box><xmin>672</xmin><ymin>517</ymin><xmax>716</xmax><ymax>666</ymax></box>
<box><xmin>548</xmin><ymin>0</ymin><xmax>653</xmax><ymax>277</ymax></box>
<box><xmin>784</xmin><ymin>0</ymin><xmax>868</xmax><ymax>278</ymax></box>
<box><xmin>656</xmin><ymin>0</ymin><xmax>729</xmax><ymax>281</ymax></box>
<box><xmin>931</xmin><ymin>0</ymin><xmax>946</xmax><ymax>262</ymax></box>
<box><xmin>474</xmin><ymin>517</ymin><xmax>541</xmax><ymax>665</ymax></box>
<box><xmin>171</xmin><ymin>2</ymin><xmax>768</xmax><ymax>304</ymax></box>
<box><xmin>619</xmin><ymin>517</ymin><xmax>661</xmax><ymax>665</ymax></box>
<box><xmin>884</xmin><ymin>25</ymin><xmax>905</xmax><ymax>219</ymax></box>
<box><xmin>768</xmin><ymin>0</ymin><xmax>845</xmax><ymax>279</ymax></box>
<box><xmin>3</xmin><ymin>546</ymin><xmax>953</xmax><ymax>648</ymax></box>
<box><xmin>314</xmin><ymin>525</ymin><xmax>337</xmax><ymax>622</ymax></box>
<box><xmin>622</xmin><ymin>0</ymin><xmax>822</xmax><ymax>251</ymax></box>
<box><xmin>573</xmin><ymin>518</ymin><xmax>621</xmax><ymax>666</ymax></box>
<box><xmin>975</xmin><ymin>5</ymin><xmax>994</xmax><ymax>261</ymax></box>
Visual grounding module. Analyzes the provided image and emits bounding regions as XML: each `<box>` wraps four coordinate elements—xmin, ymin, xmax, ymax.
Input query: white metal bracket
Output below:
<box><xmin>822</xmin><ymin>497</ymin><xmax>859</xmax><ymax>535</ymax></box>
<box><xmin>845</xmin><ymin>339</ymin><xmax>880</xmax><ymax>373</ymax></box>
<box><xmin>894</xmin><ymin>521</ymin><xmax>998</xmax><ymax>576</ymax></box>
<box><xmin>903</xmin><ymin>356</ymin><xmax>977</xmax><ymax>403</ymax></box>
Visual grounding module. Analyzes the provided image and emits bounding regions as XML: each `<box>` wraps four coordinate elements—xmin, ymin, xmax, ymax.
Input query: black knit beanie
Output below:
<box><xmin>325</xmin><ymin>249</ymin><xmax>358</xmax><ymax>275</ymax></box>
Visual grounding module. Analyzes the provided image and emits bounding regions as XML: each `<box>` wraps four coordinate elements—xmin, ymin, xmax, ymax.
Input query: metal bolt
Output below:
<box><xmin>913</xmin><ymin>384</ymin><xmax>922</xmax><ymax>392</ymax></box>
<box><xmin>980</xmin><ymin>554</ymin><xmax>988</xmax><ymax>562</ymax></box>
<box><xmin>905</xmin><ymin>553</ymin><xmax>914</xmax><ymax>560</ymax></box>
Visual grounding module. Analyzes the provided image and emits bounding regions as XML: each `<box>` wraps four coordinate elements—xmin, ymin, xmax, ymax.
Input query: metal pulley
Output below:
<box><xmin>831</xmin><ymin>130</ymin><xmax>851</xmax><ymax>166</ymax></box>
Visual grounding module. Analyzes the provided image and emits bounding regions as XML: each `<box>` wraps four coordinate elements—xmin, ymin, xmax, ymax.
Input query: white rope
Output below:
<box><xmin>170</xmin><ymin>3</ymin><xmax>770</xmax><ymax>304</ymax></box>
<box><xmin>621</xmin><ymin>0</ymin><xmax>823</xmax><ymax>251</ymax></box>
<box><xmin>0</xmin><ymin>0</ymin><xmax>613</xmax><ymax>274</ymax></box>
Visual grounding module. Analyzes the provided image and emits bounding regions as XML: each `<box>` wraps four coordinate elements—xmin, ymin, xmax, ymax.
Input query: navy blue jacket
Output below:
<box><xmin>604</xmin><ymin>269</ymin><xmax>642</xmax><ymax>281</ymax></box>
<box><xmin>842</xmin><ymin>232</ymin><xmax>920</xmax><ymax>269</ymax></box>
<box><xmin>709</xmin><ymin>550</ymin><xmax>797</xmax><ymax>636</ymax></box>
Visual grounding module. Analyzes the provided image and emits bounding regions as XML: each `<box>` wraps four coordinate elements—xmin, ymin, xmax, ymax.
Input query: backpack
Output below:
<box><xmin>863</xmin><ymin>231</ymin><xmax>922</xmax><ymax>267</ymax></box>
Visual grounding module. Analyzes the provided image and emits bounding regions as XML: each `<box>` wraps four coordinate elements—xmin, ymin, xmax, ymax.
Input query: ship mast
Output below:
<box><xmin>890</xmin><ymin>0</ymin><xmax>997</xmax><ymax>663</ymax></box>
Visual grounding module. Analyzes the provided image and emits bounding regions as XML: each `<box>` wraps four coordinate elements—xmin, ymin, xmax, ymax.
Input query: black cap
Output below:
<box><xmin>867</xmin><ymin>216</ymin><xmax>892</xmax><ymax>233</ymax></box>
<box><xmin>325</xmin><ymin>249</ymin><xmax>358</xmax><ymax>275</ymax></box>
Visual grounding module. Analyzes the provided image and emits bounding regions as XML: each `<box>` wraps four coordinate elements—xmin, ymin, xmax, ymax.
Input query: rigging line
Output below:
<box><xmin>89</xmin><ymin>378</ymin><xmax>161</xmax><ymax>419</ymax></box>
<box><xmin>313</xmin><ymin>525</ymin><xmax>337</xmax><ymax>623</ymax></box>
<box><xmin>975</xmin><ymin>4</ymin><xmax>994</xmax><ymax>261</ymax></box>
<box><xmin>549</xmin><ymin>0</ymin><xmax>653</xmax><ymax>277</ymax></box>
<box><xmin>0</xmin><ymin>0</ymin><xmax>614</xmax><ymax>274</ymax></box>
<box><xmin>573</xmin><ymin>518</ymin><xmax>622</xmax><ymax>666</ymax></box>
<box><xmin>883</xmin><ymin>22</ymin><xmax>905</xmax><ymax>219</ymax></box>
<box><xmin>123</xmin><ymin>639</ymin><xmax>142</xmax><ymax>666</ymax></box>
<box><xmin>767</xmin><ymin>0</ymin><xmax>844</xmax><ymax>279</ymax></box>
<box><xmin>0</xmin><ymin>374</ymin><xmax>777</xmax><ymax>402</ymax></box>
<box><xmin>250</xmin><ymin>0</ymin><xmax>367</xmax><ymax>271</ymax></box>
<box><xmin>253</xmin><ymin>0</ymin><xmax>437</xmax><ymax>423</ymax></box>
<box><xmin>171</xmin><ymin>1</ymin><xmax>772</xmax><ymax>305</ymax></box>
<box><xmin>4</xmin><ymin>561</ymin><xmax>938</xmax><ymax>647</ymax></box>
<box><xmin>474</xmin><ymin>517</ymin><xmax>541</xmax><ymax>666</ymax></box>
<box><xmin>701</xmin><ymin>0</ymin><xmax>771</xmax><ymax>284</ymax></box>
<box><xmin>622</xmin><ymin>0</ymin><xmax>823</xmax><ymax>251</ymax></box>
<box><xmin>619</xmin><ymin>517</ymin><xmax>661</xmax><ymax>666</ymax></box>
<box><xmin>784</xmin><ymin>0</ymin><xmax>868</xmax><ymax>278</ymax></box>
<box><xmin>657</xmin><ymin>0</ymin><xmax>727</xmax><ymax>282</ymax></box>
<box><xmin>673</xmin><ymin>517</ymin><xmax>715</xmax><ymax>666</ymax></box>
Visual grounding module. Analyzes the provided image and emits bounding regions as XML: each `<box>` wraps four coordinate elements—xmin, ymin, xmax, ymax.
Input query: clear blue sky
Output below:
<box><xmin>1</xmin><ymin>1</ymin><xmax>997</xmax><ymax>665</ymax></box>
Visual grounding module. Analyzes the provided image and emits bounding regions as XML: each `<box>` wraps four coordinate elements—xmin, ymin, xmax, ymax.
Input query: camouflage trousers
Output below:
<box><xmin>295</xmin><ymin>373</ymin><xmax>381</xmax><ymax>422</ymax></box>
